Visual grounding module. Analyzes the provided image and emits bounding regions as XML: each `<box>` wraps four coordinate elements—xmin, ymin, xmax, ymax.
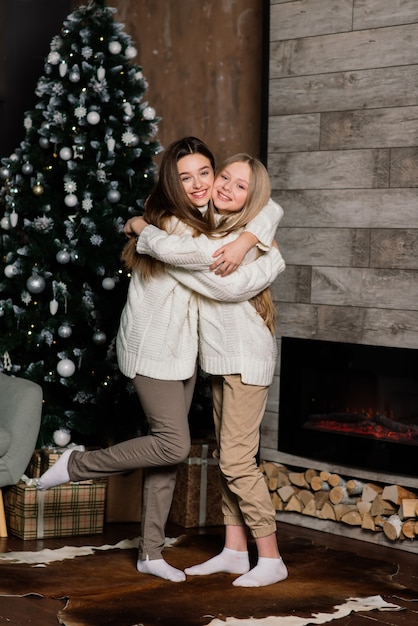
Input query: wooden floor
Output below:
<box><xmin>0</xmin><ymin>520</ymin><xmax>417</xmax><ymax>625</ymax></box>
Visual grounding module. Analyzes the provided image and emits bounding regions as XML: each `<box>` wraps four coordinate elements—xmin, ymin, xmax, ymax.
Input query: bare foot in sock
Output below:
<box><xmin>137</xmin><ymin>557</ymin><xmax>185</xmax><ymax>582</ymax></box>
<box><xmin>37</xmin><ymin>449</ymin><xmax>73</xmax><ymax>490</ymax></box>
<box><xmin>184</xmin><ymin>547</ymin><xmax>250</xmax><ymax>576</ymax></box>
<box><xmin>232</xmin><ymin>556</ymin><xmax>288</xmax><ymax>587</ymax></box>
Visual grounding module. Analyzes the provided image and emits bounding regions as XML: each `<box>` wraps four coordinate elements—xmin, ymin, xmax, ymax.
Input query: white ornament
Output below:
<box><xmin>108</xmin><ymin>41</ymin><xmax>122</xmax><ymax>54</ymax></box>
<box><xmin>59</xmin><ymin>61</ymin><xmax>68</xmax><ymax>77</ymax></box>
<box><xmin>59</xmin><ymin>147</ymin><xmax>73</xmax><ymax>160</ymax></box>
<box><xmin>92</xmin><ymin>330</ymin><xmax>107</xmax><ymax>345</ymax></box>
<box><xmin>48</xmin><ymin>51</ymin><xmax>61</xmax><ymax>65</ymax></box>
<box><xmin>97</xmin><ymin>67</ymin><xmax>106</xmax><ymax>81</ymax></box>
<box><xmin>107</xmin><ymin>188</ymin><xmax>121</xmax><ymax>203</ymax></box>
<box><xmin>69</xmin><ymin>69</ymin><xmax>80</xmax><ymax>83</ymax></box>
<box><xmin>86</xmin><ymin>111</ymin><xmax>100</xmax><ymax>125</ymax></box>
<box><xmin>125</xmin><ymin>46</ymin><xmax>137</xmax><ymax>59</ymax></box>
<box><xmin>49</xmin><ymin>299</ymin><xmax>59</xmax><ymax>315</ymax></box>
<box><xmin>107</xmin><ymin>137</ymin><xmax>116</xmax><ymax>153</ymax></box>
<box><xmin>4</xmin><ymin>264</ymin><xmax>17</xmax><ymax>278</ymax></box>
<box><xmin>56</xmin><ymin>250</ymin><xmax>71</xmax><ymax>264</ymax></box>
<box><xmin>74</xmin><ymin>105</ymin><xmax>87</xmax><ymax>120</ymax></box>
<box><xmin>57</xmin><ymin>358</ymin><xmax>76</xmax><ymax>377</ymax></box>
<box><xmin>1</xmin><ymin>216</ymin><xmax>10</xmax><ymax>230</ymax></box>
<box><xmin>64</xmin><ymin>193</ymin><xmax>78</xmax><ymax>207</ymax></box>
<box><xmin>142</xmin><ymin>106</ymin><xmax>156</xmax><ymax>120</ymax></box>
<box><xmin>26</xmin><ymin>275</ymin><xmax>46</xmax><ymax>293</ymax></box>
<box><xmin>10</xmin><ymin>211</ymin><xmax>18</xmax><ymax>227</ymax></box>
<box><xmin>22</xmin><ymin>162</ymin><xmax>34</xmax><ymax>175</ymax></box>
<box><xmin>53</xmin><ymin>429</ymin><xmax>71</xmax><ymax>447</ymax></box>
<box><xmin>58</xmin><ymin>324</ymin><xmax>72</xmax><ymax>338</ymax></box>
<box><xmin>102</xmin><ymin>277</ymin><xmax>115</xmax><ymax>290</ymax></box>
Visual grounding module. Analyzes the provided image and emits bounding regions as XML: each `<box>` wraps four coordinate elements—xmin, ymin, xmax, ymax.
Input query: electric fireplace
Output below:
<box><xmin>278</xmin><ymin>337</ymin><xmax>418</xmax><ymax>479</ymax></box>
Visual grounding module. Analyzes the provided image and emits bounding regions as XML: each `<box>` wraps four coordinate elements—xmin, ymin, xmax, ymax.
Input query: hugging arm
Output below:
<box><xmin>166</xmin><ymin>247</ymin><xmax>285</xmax><ymax>303</ymax></box>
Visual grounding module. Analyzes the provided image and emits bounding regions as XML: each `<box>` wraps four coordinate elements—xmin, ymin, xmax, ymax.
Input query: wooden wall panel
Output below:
<box><xmin>277</xmin><ymin>189</ymin><xmax>418</xmax><ymax>228</ymax></box>
<box><xmin>320</xmin><ymin>107</ymin><xmax>418</xmax><ymax>150</ymax></box>
<box><xmin>390</xmin><ymin>148</ymin><xmax>418</xmax><ymax>187</ymax></box>
<box><xmin>265</xmin><ymin>0</ymin><xmax>418</xmax><ymax>452</ymax></box>
<box><xmin>269</xmin><ymin>149</ymin><xmax>389</xmax><ymax>189</ymax></box>
<box><xmin>270</xmin><ymin>25</ymin><xmax>418</xmax><ymax>78</ymax></box>
<box><xmin>311</xmin><ymin>267</ymin><xmax>418</xmax><ymax>310</ymax></box>
<box><xmin>370</xmin><ymin>230</ymin><xmax>418</xmax><ymax>269</ymax></box>
<box><xmin>270</xmin><ymin>0</ymin><xmax>353</xmax><ymax>41</ymax></box>
<box><xmin>353</xmin><ymin>0</ymin><xmax>418</xmax><ymax>29</ymax></box>
<box><xmin>278</xmin><ymin>228</ymin><xmax>369</xmax><ymax>267</ymax></box>
<box><xmin>269</xmin><ymin>66</ymin><xmax>418</xmax><ymax>116</ymax></box>
<box><xmin>268</xmin><ymin>114</ymin><xmax>320</xmax><ymax>152</ymax></box>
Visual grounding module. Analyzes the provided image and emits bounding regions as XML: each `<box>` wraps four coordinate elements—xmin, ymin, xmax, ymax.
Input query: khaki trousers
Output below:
<box><xmin>68</xmin><ymin>370</ymin><xmax>196</xmax><ymax>559</ymax></box>
<box><xmin>212</xmin><ymin>374</ymin><xmax>277</xmax><ymax>539</ymax></box>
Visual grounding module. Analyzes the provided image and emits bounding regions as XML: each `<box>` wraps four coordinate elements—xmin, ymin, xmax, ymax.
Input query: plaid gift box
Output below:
<box><xmin>169</xmin><ymin>441</ymin><xmax>223</xmax><ymax>528</ymax></box>
<box><xmin>25</xmin><ymin>450</ymin><xmax>43</xmax><ymax>478</ymax></box>
<box><xmin>4</xmin><ymin>479</ymin><xmax>107</xmax><ymax>540</ymax></box>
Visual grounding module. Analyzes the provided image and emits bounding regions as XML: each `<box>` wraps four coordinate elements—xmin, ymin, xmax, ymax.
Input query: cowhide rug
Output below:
<box><xmin>0</xmin><ymin>533</ymin><xmax>416</xmax><ymax>626</ymax></box>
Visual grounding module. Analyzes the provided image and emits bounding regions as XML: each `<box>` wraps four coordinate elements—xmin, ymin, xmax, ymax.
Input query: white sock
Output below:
<box><xmin>232</xmin><ymin>556</ymin><xmax>288</xmax><ymax>587</ymax></box>
<box><xmin>184</xmin><ymin>547</ymin><xmax>250</xmax><ymax>576</ymax></box>
<box><xmin>37</xmin><ymin>449</ymin><xmax>73</xmax><ymax>490</ymax></box>
<box><xmin>137</xmin><ymin>557</ymin><xmax>186</xmax><ymax>582</ymax></box>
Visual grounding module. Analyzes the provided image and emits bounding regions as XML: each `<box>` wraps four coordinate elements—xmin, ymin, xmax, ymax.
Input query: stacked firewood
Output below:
<box><xmin>261</xmin><ymin>461</ymin><xmax>418</xmax><ymax>542</ymax></box>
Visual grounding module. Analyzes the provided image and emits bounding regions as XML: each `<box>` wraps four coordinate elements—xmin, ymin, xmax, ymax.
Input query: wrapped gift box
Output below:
<box><xmin>25</xmin><ymin>447</ymin><xmax>76</xmax><ymax>478</ymax></box>
<box><xmin>4</xmin><ymin>479</ymin><xmax>107</xmax><ymax>540</ymax></box>
<box><xmin>169</xmin><ymin>441</ymin><xmax>223</xmax><ymax>528</ymax></box>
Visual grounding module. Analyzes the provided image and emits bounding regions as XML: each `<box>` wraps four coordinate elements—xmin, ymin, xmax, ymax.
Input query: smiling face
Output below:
<box><xmin>212</xmin><ymin>161</ymin><xmax>251</xmax><ymax>215</ymax></box>
<box><xmin>177</xmin><ymin>154</ymin><xmax>215</xmax><ymax>208</ymax></box>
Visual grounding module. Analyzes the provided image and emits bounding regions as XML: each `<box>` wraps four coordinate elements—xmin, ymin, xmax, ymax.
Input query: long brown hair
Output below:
<box><xmin>122</xmin><ymin>136</ymin><xmax>215</xmax><ymax>278</ymax></box>
<box><xmin>208</xmin><ymin>153</ymin><xmax>277</xmax><ymax>334</ymax></box>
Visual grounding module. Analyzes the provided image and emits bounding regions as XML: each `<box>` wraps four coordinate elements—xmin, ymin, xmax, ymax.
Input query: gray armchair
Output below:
<box><xmin>0</xmin><ymin>372</ymin><xmax>43</xmax><ymax>537</ymax></box>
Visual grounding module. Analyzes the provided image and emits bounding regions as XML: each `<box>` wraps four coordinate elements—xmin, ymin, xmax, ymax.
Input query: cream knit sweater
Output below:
<box><xmin>134</xmin><ymin>199</ymin><xmax>285</xmax><ymax>385</ymax></box>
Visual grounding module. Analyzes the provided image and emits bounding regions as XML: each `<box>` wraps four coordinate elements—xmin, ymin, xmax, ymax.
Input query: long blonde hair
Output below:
<box><xmin>208</xmin><ymin>153</ymin><xmax>277</xmax><ymax>334</ymax></box>
<box><xmin>121</xmin><ymin>137</ymin><xmax>214</xmax><ymax>279</ymax></box>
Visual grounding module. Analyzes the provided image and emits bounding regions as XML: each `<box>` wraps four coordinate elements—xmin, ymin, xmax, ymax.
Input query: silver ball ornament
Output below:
<box><xmin>86</xmin><ymin>111</ymin><xmax>100</xmax><ymax>125</ymax></box>
<box><xmin>107</xmin><ymin>189</ymin><xmax>121</xmax><ymax>203</ymax></box>
<box><xmin>48</xmin><ymin>51</ymin><xmax>61</xmax><ymax>65</ymax></box>
<box><xmin>125</xmin><ymin>46</ymin><xmax>137</xmax><ymax>59</ymax></box>
<box><xmin>39</xmin><ymin>137</ymin><xmax>49</xmax><ymax>149</ymax></box>
<box><xmin>142</xmin><ymin>106</ymin><xmax>156</xmax><ymax>120</ymax></box>
<box><xmin>1</xmin><ymin>216</ymin><xmax>10</xmax><ymax>230</ymax></box>
<box><xmin>64</xmin><ymin>193</ymin><xmax>78</xmax><ymax>207</ymax></box>
<box><xmin>92</xmin><ymin>330</ymin><xmax>107</xmax><ymax>345</ymax></box>
<box><xmin>102</xmin><ymin>277</ymin><xmax>116</xmax><ymax>290</ymax></box>
<box><xmin>21</xmin><ymin>162</ymin><xmax>34</xmax><ymax>175</ymax></box>
<box><xmin>108</xmin><ymin>41</ymin><xmax>122</xmax><ymax>54</ymax></box>
<box><xmin>56</xmin><ymin>250</ymin><xmax>71</xmax><ymax>264</ymax></box>
<box><xmin>4</xmin><ymin>264</ymin><xmax>18</xmax><ymax>278</ymax></box>
<box><xmin>57</xmin><ymin>358</ymin><xmax>76</xmax><ymax>377</ymax></box>
<box><xmin>69</xmin><ymin>70</ymin><xmax>80</xmax><ymax>83</ymax></box>
<box><xmin>59</xmin><ymin>147</ymin><xmax>73</xmax><ymax>160</ymax></box>
<box><xmin>26</xmin><ymin>275</ymin><xmax>46</xmax><ymax>293</ymax></box>
<box><xmin>53</xmin><ymin>429</ymin><xmax>71</xmax><ymax>447</ymax></box>
<box><xmin>58</xmin><ymin>324</ymin><xmax>72</xmax><ymax>338</ymax></box>
<box><xmin>0</xmin><ymin>167</ymin><xmax>11</xmax><ymax>179</ymax></box>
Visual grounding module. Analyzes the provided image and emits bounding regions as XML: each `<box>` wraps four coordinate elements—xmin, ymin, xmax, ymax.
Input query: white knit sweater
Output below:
<box><xmin>134</xmin><ymin>199</ymin><xmax>285</xmax><ymax>385</ymax></box>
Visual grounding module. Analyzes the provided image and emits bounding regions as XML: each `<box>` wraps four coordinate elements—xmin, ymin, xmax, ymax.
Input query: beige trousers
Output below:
<box><xmin>212</xmin><ymin>374</ymin><xmax>277</xmax><ymax>539</ymax></box>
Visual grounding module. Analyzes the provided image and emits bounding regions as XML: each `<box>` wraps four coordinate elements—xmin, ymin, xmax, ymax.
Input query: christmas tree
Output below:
<box><xmin>0</xmin><ymin>0</ymin><xmax>161</xmax><ymax>447</ymax></box>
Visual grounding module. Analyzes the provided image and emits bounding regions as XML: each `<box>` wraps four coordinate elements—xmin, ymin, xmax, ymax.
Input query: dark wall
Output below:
<box><xmin>0</xmin><ymin>0</ymin><xmax>71</xmax><ymax>156</ymax></box>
